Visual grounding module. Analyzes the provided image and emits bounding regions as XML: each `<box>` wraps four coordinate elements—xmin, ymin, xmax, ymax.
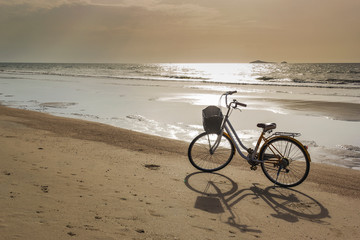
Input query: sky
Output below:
<box><xmin>0</xmin><ymin>0</ymin><xmax>359</xmax><ymax>63</ymax></box>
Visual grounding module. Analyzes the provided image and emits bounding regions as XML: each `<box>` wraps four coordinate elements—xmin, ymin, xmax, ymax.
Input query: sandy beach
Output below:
<box><xmin>1</xmin><ymin>105</ymin><xmax>360</xmax><ymax>239</ymax></box>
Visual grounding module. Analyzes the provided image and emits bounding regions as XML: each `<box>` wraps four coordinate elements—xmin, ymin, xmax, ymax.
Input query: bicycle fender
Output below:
<box><xmin>223</xmin><ymin>132</ymin><xmax>236</xmax><ymax>146</ymax></box>
<box><xmin>223</xmin><ymin>131</ymin><xmax>238</xmax><ymax>153</ymax></box>
<box><xmin>223</xmin><ymin>131</ymin><xmax>232</xmax><ymax>140</ymax></box>
<box><xmin>261</xmin><ymin>136</ymin><xmax>311</xmax><ymax>162</ymax></box>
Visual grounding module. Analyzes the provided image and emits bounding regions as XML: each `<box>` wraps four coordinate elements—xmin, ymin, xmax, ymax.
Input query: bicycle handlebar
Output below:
<box><xmin>222</xmin><ymin>90</ymin><xmax>247</xmax><ymax>109</ymax></box>
<box><xmin>234</xmin><ymin>100</ymin><xmax>247</xmax><ymax>108</ymax></box>
<box><xmin>225</xmin><ymin>90</ymin><xmax>237</xmax><ymax>95</ymax></box>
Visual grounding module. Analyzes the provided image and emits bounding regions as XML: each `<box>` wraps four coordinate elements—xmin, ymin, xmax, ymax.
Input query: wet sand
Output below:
<box><xmin>267</xmin><ymin>98</ymin><xmax>360</xmax><ymax>121</ymax></box>
<box><xmin>1</xmin><ymin>105</ymin><xmax>360</xmax><ymax>239</ymax></box>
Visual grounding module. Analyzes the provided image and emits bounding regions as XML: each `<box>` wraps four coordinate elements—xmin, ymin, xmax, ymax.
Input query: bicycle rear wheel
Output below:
<box><xmin>260</xmin><ymin>136</ymin><xmax>310</xmax><ymax>187</ymax></box>
<box><xmin>188</xmin><ymin>132</ymin><xmax>235</xmax><ymax>172</ymax></box>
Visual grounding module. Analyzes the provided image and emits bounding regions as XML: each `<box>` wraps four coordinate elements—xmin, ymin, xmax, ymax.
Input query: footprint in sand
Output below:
<box><xmin>148</xmin><ymin>210</ymin><xmax>164</xmax><ymax>218</ymax></box>
<box><xmin>67</xmin><ymin>232</ymin><xmax>76</xmax><ymax>236</ymax></box>
<box><xmin>9</xmin><ymin>192</ymin><xmax>18</xmax><ymax>199</ymax></box>
<box><xmin>66</xmin><ymin>224</ymin><xmax>74</xmax><ymax>229</ymax></box>
<box><xmin>144</xmin><ymin>164</ymin><xmax>160</xmax><ymax>170</ymax></box>
<box><xmin>83</xmin><ymin>224</ymin><xmax>100</xmax><ymax>231</ymax></box>
<box><xmin>41</xmin><ymin>185</ymin><xmax>49</xmax><ymax>193</ymax></box>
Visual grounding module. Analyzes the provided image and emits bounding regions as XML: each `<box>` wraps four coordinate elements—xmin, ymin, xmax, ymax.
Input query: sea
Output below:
<box><xmin>1</xmin><ymin>62</ymin><xmax>360</xmax><ymax>169</ymax></box>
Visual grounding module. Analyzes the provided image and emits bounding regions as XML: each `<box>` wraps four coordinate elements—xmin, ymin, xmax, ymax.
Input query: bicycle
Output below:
<box><xmin>188</xmin><ymin>91</ymin><xmax>311</xmax><ymax>187</ymax></box>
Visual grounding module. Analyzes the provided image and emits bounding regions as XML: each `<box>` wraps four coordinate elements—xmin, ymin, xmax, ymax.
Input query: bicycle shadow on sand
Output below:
<box><xmin>184</xmin><ymin>172</ymin><xmax>330</xmax><ymax>233</ymax></box>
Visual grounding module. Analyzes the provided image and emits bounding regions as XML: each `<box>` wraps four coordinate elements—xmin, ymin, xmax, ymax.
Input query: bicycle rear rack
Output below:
<box><xmin>273</xmin><ymin>132</ymin><xmax>301</xmax><ymax>138</ymax></box>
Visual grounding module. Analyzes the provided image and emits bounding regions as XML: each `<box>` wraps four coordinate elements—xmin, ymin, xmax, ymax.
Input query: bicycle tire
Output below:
<box><xmin>188</xmin><ymin>132</ymin><xmax>235</xmax><ymax>172</ymax></box>
<box><xmin>259</xmin><ymin>136</ymin><xmax>310</xmax><ymax>187</ymax></box>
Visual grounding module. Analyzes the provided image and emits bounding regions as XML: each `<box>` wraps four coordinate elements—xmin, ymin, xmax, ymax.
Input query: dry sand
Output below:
<box><xmin>1</xmin><ymin>105</ymin><xmax>360</xmax><ymax>239</ymax></box>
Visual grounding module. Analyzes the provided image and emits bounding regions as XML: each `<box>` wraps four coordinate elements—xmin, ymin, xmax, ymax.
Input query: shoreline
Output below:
<box><xmin>1</xmin><ymin>105</ymin><xmax>360</xmax><ymax>239</ymax></box>
<box><xmin>0</xmin><ymin>105</ymin><xmax>187</xmax><ymax>156</ymax></box>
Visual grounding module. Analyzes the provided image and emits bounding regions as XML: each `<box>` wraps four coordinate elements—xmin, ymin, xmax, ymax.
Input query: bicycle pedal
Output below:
<box><xmin>250</xmin><ymin>165</ymin><xmax>257</xmax><ymax>171</ymax></box>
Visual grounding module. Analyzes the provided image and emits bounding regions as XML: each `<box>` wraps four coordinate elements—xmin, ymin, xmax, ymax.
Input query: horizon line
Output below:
<box><xmin>1</xmin><ymin>61</ymin><xmax>360</xmax><ymax>64</ymax></box>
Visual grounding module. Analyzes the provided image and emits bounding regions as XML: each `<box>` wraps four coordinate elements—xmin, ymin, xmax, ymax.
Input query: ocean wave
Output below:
<box><xmin>39</xmin><ymin>102</ymin><xmax>77</xmax><ymax>109</ymax></box>
<box><xmin>3</xmin><ymin>69</ymin><xmax>360</xmax><ymax>90</ymax></box>
<box><xmin>256</xmin><ymin>76</ymin><xmax>275</xmax><ymax>81</ymax></box>
<box><xmin>126</xmin><ymin>115</ymin><xmax>147</xmax><ymax>121</ymax></box>
<box><xmin>254</xmin><ymin>75</ymin><xmax>360</xmax><ymax>87</ymax></box>
<box><xmin>286</xmin><ymin>78</ymin><xmax>360</xmax><ymax>85</ymax></box>
<box><xmin>229</xmin><ymin>81</ymin><xmax>360</xmax><ymax>89</ymax></box>
<box><xmin>324</xmin><ymin>78</ymin><xmax>360</xmax><ymax>85</ymax></box>
<box><xmin>153</xmin><ymin>74</ymin><xmax>210</xmax><ymax>81</ymax></box>
<box><xmin>328</xmin><ymin>70</ymin><xmax>360</xmax><ymax>74</ymax></box>
<box><xmin>2</xmin><ymin>63</ymin><xmax>360</xmax><ymax>90</ymax></box>
<box><xmin>337</xmin><ymin>145</ymin><xmax>360</xmax><ymax>152</ymax></box>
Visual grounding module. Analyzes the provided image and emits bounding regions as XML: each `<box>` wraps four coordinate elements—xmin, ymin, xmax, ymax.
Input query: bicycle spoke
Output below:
<box><xmin>188</xmin><ymin>132</ymin><xmax>235</xmax><ymax>172</ymax></box>
<box><xmin>260</xmin><ymin>137</ymin><xmax>310</xmax><ymax>187</ymax></box>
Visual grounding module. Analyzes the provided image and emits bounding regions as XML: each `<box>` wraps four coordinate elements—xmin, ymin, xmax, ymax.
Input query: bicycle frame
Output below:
<box><xmin>209</xmin><ymin>91</ymin><xmax>309</xmax><ymax>166</ymax></box>
<box><xmin>211</xmin><ymin>94</ymin><xmax>295</xmax><ymax>165</ymax></box>
<box><xmin>210</xmin><ymin>96</ymin><xmax>262</xmax><ymax>163</ymax></box>
<box><xmin>224</xmin><ymin>119</ymin><xmax>257</xmax><ymax>161</ymax></box>
<box><xmin>223</xmin><ymin>118</ymin><xmax>304</xmax><ymax>164</ymax></box>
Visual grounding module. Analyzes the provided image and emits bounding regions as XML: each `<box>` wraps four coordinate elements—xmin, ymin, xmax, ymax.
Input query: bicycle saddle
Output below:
<box><xmin>257</xmin><ymin>123</ymin><xmax>276</xmax><ymax>132</ymax></box>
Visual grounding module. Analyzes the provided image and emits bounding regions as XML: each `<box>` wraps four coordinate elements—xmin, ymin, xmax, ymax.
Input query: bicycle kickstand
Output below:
<box><xmin>273</xmin><ymin>166</ymin><xmax>283</xmax><ymax>188</ymax></box>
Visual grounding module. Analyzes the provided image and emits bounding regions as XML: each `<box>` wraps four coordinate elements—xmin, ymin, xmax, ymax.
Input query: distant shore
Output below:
<box><xmin>249</xmin><ymin>60</ymin><xmax>288</xmax><ymax>63</ymax></box>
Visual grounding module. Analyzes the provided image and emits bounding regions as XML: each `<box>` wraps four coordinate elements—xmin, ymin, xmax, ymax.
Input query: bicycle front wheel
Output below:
<box><xmin>260</xmin><ymin>136</ymin><xmax>310</xmax><ymax>187</ymax></box>
<box><xmin>188</xmin><ymin>132</ymin><xmax>235</xmax><ymax>172</ymax></box>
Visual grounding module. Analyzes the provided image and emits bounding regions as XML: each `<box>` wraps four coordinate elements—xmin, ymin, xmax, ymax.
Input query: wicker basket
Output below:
<box><xmin>202</xmin><ymin>106</ymin><xmax>223</xmax><ymax>134</ymax></box>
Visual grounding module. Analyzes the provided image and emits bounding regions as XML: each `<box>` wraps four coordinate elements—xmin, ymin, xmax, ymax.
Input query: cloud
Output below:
<box><xmin>0</xmin><ymin>1</ymin><xmax>220</xmax><ymax>62</ymax></box>
<box><xmin>0</xmin><ymin>0</ymin><xmax>219</xmax><ymax>17</ymax></box>
<box><xmin>0</xmin><ymin>0</ymin><xmax>359</xmax><ymax>62</ymax></box>
<box><xmin>0</xmin><ymin>0</ymin><xmax>82</xmax><ymax>10</ymax></box>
